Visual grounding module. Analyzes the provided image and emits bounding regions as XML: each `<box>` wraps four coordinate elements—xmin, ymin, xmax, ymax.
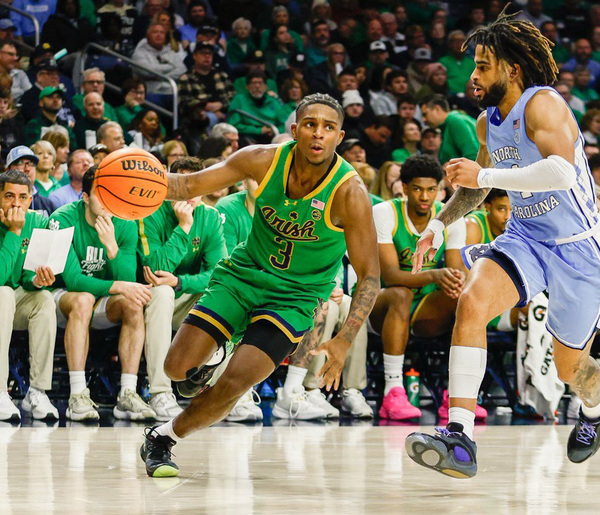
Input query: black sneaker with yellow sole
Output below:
<box><xmin>140</xmin><ymin>426</ymin><xmax>180</xmax><ymax>478</ymax></box>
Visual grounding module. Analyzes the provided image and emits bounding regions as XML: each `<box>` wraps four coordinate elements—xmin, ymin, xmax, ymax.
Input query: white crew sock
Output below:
<box><xmin>383</xmin><ymin>353</ymin><xmax>404</xmax><ymax>395</ymax></box>
<box><xmin>582</xmin><ymin>401</ymin><xmax>600</xmax><ymax>420</ymax></box>
<box><xmin>284</xmin><ymin>365</ymin><xmax>308</xmax><ymax>395</ymax></box>
<box><xmin>449</xmin><ymin>407</ymin><xmax>476</xmax><ymax>440</ymax></box>
<box><xmin>69</xmin><ymin>371</ymin><xmax>87</xmax><ymax>395</ymax></box>
<box><xmin>120</xmin><ymin>373</ymin><xmax>138</xmax><ymax>395</ymax></box>
<box><xmin>155</xmin><ymin>418</ymin><xmax>180</xmax><ymax>442</ymax></box>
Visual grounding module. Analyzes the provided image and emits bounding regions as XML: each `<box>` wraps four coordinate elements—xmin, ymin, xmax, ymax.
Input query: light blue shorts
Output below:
<box><xmin>462</xmin><ymin>230</ymin><xmax>600</xmax><ymax>349</ymax></box>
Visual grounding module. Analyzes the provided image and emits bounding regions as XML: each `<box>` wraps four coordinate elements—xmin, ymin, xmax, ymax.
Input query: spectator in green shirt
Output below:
<box><xmin>0</xmin><ymin>170</ymin><xmax>59</xmax><ymax>421</ymax></box>
<box><xmin>115</xmin><ymin>77</ymin><xmax>147</xmax><ymax>133</ymax></box>
<box><xmin>49</xmin><ymin>167</ymin><xmax>156</xmax><ymax>423</ymax></box>
<box><xmin>420</xmin><ymin>94</ymin><xmax>478</xmax><ymax>164</ymax></box>
<box><xmin>31</xmin><ymin>140</ymin><xmax>60</xmax><ymax>197</ymax></box>
<box><xmin>392</xmin><ymin>119</ymin><xmax>421</xmax><ymax>163</ymax></box>
<box><xmin>438</xmin><ymin>30</ymin><xmax>476</xmax><ymax>95</ymax></box>
<box><xmin>139</xmin><ymin>157</ymin><xmax>228</xmax><ymax>421</ymax></box>
<box><xmin>72</xmin><ymin>68</ymin><xmax>118</xmax><ymax>122</ymax></box>
<box><xmin>540</xmin><ymin>21</ymin><xmax>571</xmax><ymax>65</ymax></box>
<box><xmin>572</xmin><ymin>65</ymin><xmax>600</xmax><ymax>103</ymax></box>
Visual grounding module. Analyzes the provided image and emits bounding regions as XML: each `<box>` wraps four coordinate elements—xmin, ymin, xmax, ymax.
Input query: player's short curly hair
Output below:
<box><xmin>295</xmin><ymin>93</ymin><xmax>344</xmax><ymax>124</ymax></box>
<box><xmin>401</xmin><ymin>154</ymin><xmax>443</xmax><ymax>184</ymax></box>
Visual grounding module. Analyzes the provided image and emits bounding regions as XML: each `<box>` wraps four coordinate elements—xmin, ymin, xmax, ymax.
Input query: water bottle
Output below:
<box><xmin>405</xmin><ymin>368</ymin><xmax>420</xmax><ymax>407</ymax></box>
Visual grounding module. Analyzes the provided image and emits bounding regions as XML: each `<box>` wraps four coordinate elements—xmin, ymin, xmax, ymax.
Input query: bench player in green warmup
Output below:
<box><xmin>140</xmin><ymin>93</ymin><xmax>380</xmax><ymax>477</ymax></box>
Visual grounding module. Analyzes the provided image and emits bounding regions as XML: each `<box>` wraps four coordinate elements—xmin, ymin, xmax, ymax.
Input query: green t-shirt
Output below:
<box><xmin>243</xmin><ymin>140</ymin><xmax>357</xmax><ymax>299</ymax></box>
<box><xmin>438</xmin><ymin>55</ymin><xmax>476</xmax><ymax>95</ymax></box>
<box><xmin>572</xmin><ymin>86</ymin><xmax>600</xmax><ymax>103</ymax></box>
<box><xmin>370</xmin><ymin>193</ymin><xmax>384</xmax><ymax>206</ymax></box>
<box><xmin>137</xmin><ymin>201</ymin><xmax>227</xmax><ymax>297</ymax></box>
<box><xmin>50</xmin><ymin>200</ymin><xmax>138</xmax><ymax>291</ymax></box>
<box><xmin>439</xmin><ymin>110</ymin><xmax>479</xmax><ymax>164</ymax></box>
<box><xmin>0</xmin><ymin>210</ymin><xmax>47</xmax><ymax>290</ymax></box>
<box><xmin>391</xmin><ymin>147</ymin><xmax>415</xmax><ymax>163</ymax></box>
<box><xmin>216</xmin><ymin>191</ymin><xmax>253</xmax><ymax>254</ymax></box>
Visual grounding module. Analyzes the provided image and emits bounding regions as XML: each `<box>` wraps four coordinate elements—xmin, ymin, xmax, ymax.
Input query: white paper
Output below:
<box><xmin>23</xmin><ymin>227</ymin><xmax>74</xmax><ymax>275</ymax></box>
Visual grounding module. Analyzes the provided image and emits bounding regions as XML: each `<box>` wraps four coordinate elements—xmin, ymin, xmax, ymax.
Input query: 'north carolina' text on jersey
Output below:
<box><xmin>486</xmin><ymin>86</ymin><xmax>599</xmax><ymax>243</ymax></box>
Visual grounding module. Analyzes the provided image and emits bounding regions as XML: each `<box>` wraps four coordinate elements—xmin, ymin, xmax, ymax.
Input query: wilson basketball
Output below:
<box><xmin>95</xmin><ymin>147</ymin><xmax>168</xmax><ymax>220</ymax></box>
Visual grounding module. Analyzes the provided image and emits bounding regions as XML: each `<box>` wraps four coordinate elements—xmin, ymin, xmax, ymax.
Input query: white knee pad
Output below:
<box><xmin>448</xmin><ymin>346</ymin><xmax>487</xmax><ymax>399</ymax></box>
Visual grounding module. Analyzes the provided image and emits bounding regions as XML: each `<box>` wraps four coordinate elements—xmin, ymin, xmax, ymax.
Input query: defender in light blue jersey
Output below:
<box><xmin>406</xmin><ymin>8</ymin><xmax>600</xmax><ymax>478</ymax></box>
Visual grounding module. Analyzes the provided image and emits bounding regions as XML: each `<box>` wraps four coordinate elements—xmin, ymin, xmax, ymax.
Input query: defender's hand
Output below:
<box><xmin>445</xmin><ymin>158</ymin><xmax>482</xmax><ymax>189</ymax></box>
<box><xmin>412</xmin><ymin>229</ymin><xmax>436</xmax><ymax>273</ymax></box>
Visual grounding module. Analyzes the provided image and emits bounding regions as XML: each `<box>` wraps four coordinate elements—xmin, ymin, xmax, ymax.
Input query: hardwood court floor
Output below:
<box><xmin>0</xmin><ymin>423</ymin><xmax>597</xmax><ymax>514</ymax></box>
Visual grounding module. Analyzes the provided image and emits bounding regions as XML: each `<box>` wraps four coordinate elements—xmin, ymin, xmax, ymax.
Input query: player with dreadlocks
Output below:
<box><xmin>406</xmin><ymin>6</ymin><xmax>600</xmax><ymax>478</ymax></box>
<box><xmin>138</xmin><ymin>92</ymin><xmax>380</xmax><ymax>477</ymax></box>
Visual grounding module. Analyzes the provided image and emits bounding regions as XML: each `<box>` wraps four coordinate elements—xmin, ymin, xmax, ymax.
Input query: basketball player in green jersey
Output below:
<box><xmin>465</xmin><ymin>189</ymin><xmax>510</xmax><ymax>245</ymax></box>
<box><xmin>369</xmin><ymin>154</ymin><xmax>468</xmax><ymax>420</ymax></box>
<box><xmin>140</xmin><ymin>93</ymin><xmax>380</xmax><ymax>478</ymax></box>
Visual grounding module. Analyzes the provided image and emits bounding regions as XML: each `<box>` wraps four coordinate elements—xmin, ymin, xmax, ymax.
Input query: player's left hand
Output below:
<box><xmin>143</xmin><ymin>266</ymin><xmax>178</xmax><ymax>287</ymax></box>
<box><xmin>32</xmin><ymin>266</ymin><xmax>55</xmax><ymax>288</ymax></box>
<box><xmin>311</xmin><ymin>335</ymin><xmax>351</xmax><ymax>391</ymax></box>
<box><xmin>445</xmin><ymin>158</ymin><xmax>482</xmax><ymax>189</ymax></box>
<box><xmin>95</xmin><ymin>215</ymin><xmax>118</xmax><ymax>258</ymax></box>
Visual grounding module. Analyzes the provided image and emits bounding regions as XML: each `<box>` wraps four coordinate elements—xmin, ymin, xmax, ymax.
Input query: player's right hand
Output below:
<box><xmin>172</xmin><ymin>201</ymin><xmax>194</xmax><ymax>232</ymax></box>
<box><xmin>433</xmin><ymin>268</ymin><xmax>465</xmax><ymax>299</ymax></box>
<box><xmin>412</xmin><ymin>229</ymin><xmax>436</xmax><ymax>274</ymax></box>
<box><xmin>112</xmin><ymin>281</ymin><xmax>153</xmax><ymax>306</ymax></box>
<box><xmin>0</xmin><ymin>206</ymin><xmax>26</xmax><ymax>234</ymax></box>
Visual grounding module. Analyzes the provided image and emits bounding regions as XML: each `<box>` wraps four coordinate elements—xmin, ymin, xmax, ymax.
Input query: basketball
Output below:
<box><xmin>94</xmin><ymin>147</ymin><xmax>168</xmax><ymax>220</ymax></box>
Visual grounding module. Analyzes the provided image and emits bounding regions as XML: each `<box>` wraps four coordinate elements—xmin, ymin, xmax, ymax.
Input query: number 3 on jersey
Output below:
<box><xmin>270</xmin><ymin>236</ymin><xmax>294</xmax><ymax>270</ymax></box>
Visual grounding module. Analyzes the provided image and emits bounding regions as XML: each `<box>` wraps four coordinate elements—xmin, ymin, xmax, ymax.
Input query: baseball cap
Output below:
<box><xmin>338</xmin><ymin>138</ymin><xmax>363</xmax><ymax>155</ymax></box>
<box><xmin>197</xmin><ymin>25</ymin><xmax>219</xmax><ymax>35</ymax></box>
<box><xmin>194</xmin><ymin>41</ymin><xmax>215</xmax><ymax>54</ymax></box>
<box><xmin>6</xmin><ymin>146</ymin><xmax>39</xmax><ymax>168</ymax></box>
<box><xmin>36</xmin><ymin>58</ymin><xmax>59</xmax><ymax>72</ymax></box>
<box><xmin>89</xmin><ymin>143</ymin><xmax>109</xmax><ymax>157</ymax></box>
<box><xmin>414</xmin><ymin>48</ymin><xmax>432</xmax><ymax>61</ymax></box>
<box><xmin>369</xmin><ymin>40</ymin><xmax>387</xmax><ymax>53</ymax></box>
<box><xmin>31</xmin><ymin>42</ymin><xmax>54</xmax><ymax>61</ymax></box>
<box><xmin>0</xmin><ymin>19</ymin><xmax>16</xmax><ymax>31</ymax></box>
<box><xmin>39</xmin><ymin>85</ymin><xmax>65</xmax><ymax>100</ymax></box>
<box><xmin>422</xmin><ymin>127</ymin><xmax>441</xmax><ymax>136</ymax></box>
<box><xmin>244</xmin><ymin>49</ymin><xmax>265</xmax><ymax>64</ymax></box>
<box><xmin>342</xmin><ymin>89</ymin><xmax>364</xmax><ymax>108</ymax></box>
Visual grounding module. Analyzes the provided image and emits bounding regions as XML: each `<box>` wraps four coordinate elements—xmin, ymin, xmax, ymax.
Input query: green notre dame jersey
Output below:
<box><xmin>216</xmin><ymin>191</ymin><xmax>253</xmax><ymax>254</ymax></box>
<box><xmin>466</xmin><ymin>210</ymin><xmax>495</xmax><ymax>244</ymax></box>
<box><xmin>389</xmin><ymin>197</ymin><xmax>446</xmax><ymax>299</ymax></box>
<box><xmin>242</xmin><ymin>140</ymin><xmax>357</xmax><ymax>299</ymax></box>
<box><xmin>137</xmin><ymin>201</ymin><xmax>227</xmax><ymax>297</ymax></box>
<box><xmin>49</xmin><ymin>200</ymin><xmax>138</xmax><ymax>288</ymax></box>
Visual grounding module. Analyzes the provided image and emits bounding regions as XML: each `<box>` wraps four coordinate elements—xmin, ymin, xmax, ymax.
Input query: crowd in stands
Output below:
<box><xmin>1</xmin><ymin>0</ymin><xmax>600</xmax><ymax>425</ymax></box>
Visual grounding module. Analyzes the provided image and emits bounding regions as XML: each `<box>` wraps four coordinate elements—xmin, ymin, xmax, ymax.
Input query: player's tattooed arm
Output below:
<box><xmin>436</xmin><ymin>186</ymin><xmax>490</xmax><ymax>227</ymax></box>
<box><xmin>337</xmin><ymin>275</ymin><xmax>380</xmax><ymax>343</ymax></box>
<box><xmin>290</xmin><ymin>303</ymin><xmax>328</xmax><ymax>368</ymax></box>
<box><xmin>167</xmin><ymin>172</ymin><xmax>192</xmax><ymax>201</ymax></box>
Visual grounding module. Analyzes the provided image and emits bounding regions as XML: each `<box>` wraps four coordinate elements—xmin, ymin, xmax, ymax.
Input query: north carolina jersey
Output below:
<box><xmin>242</xmin><ymin>140</ymin><xmax>357</xmax><ymax>297</ymax></box>
<box><xmin>486</xmin><ymin>85</ymin><xmax>599</xmax><ymax>244</ymax></box>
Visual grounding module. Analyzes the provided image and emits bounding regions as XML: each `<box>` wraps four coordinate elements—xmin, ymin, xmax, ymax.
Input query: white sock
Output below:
<box><xmin>155</xmin><ymin>418</ymin><xmax>180</xmax><ymax>442</ymax></box>
<box><xmin>284</xmin><ymin>365</ymin><xmax>308</xmax><ymax>394</ymax></box>
<box><xmin>120</xmin><ymin>373</ymin><xmax>138</xmax><ymax>395</ymax></box>
<box><xmin>69</xmin><ymin>371</ymin><xmax>87</xmax><ymax>395</ymax></box>
<box><xmin>449</xmin><ymin>407</ymin><xmax>476</xmax><ymax>440</ymax></box>
<box><xmin>582</xmin><ymin>401</ymin><xmax>600</xmax><ymax>420</ymax></box>
<box><xmin>383</xmin><ymin>353</ymin><xmax>404</xmax><ymax>395</ymax></box>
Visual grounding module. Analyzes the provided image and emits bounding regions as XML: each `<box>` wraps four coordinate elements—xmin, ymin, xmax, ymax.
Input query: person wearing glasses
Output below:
<box><xmin>0</xmin><ymin>41</ymin><xmax>30</xmax><ymax>102</ymax></box>
<box><xmin>72</xmin><ymin>68</ymin><xmax>119</xmax><ymax>122</ymax></box>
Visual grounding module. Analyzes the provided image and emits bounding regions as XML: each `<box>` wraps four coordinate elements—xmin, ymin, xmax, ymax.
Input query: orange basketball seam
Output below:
<box><xmin>96</xmin><ymin>184</ymin><xmax>164</xmax><ymax>208</ymax></box>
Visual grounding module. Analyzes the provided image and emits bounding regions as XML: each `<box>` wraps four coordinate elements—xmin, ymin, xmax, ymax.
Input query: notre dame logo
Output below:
<box><xmin>192</xmin><ymin>237</ymin><xmax>201</xmax><ymax>246</ymax></box>
<box><xmin>312</xmin><ymin>209</ymin><xmax>322</xmax><ymax>221</ymax></box>
<box><xmin>21</xmin><ymin>238</ymin><xmax>30</xmax><ymax>254</ymax></box>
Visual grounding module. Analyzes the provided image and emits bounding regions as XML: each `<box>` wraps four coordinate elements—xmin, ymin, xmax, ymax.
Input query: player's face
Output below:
<box><xmin>403</xmin><ymin>177</ymin><xmax>438</xmax><ymax>216</ymax></box>
<box><xmin>486</xmin><ymin>196</ymin><xmax>511</xmax><ymax>233</ymax></box>
<box><xmin>0</xmin><ymin>183</ymin><xmax>31</xmax><ymax>213</ymax></box>
<box><xmin>84</xmin><ymin>187</ymin><xmax>110</xmax><ymax>218</ymax></box>
<box><xmin>292</xmin><ymin>104</ymin><xmax>344</xmax><ymax>166</ymax></box>
<box><xmin>471</xmin><ymin>46</ymin><xmax>509</xmax><ymax>108</ymax></box>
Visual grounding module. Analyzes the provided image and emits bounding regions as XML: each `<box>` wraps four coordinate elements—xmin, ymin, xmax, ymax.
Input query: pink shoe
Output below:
<box><xmin>379</xmin><ymin>387</ymin><xmax>421</xmax><ymax>420</ymax></box>
<box><xmin>437</xmin><ymin>390</ymin><xmax>488</xmax><ymax>420</ymax></box>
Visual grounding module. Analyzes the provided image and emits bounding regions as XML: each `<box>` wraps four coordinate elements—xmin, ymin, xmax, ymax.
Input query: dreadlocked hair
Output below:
<box><xmin>295</xmin><ymin>93</ymin><xmax>344</xmax><ymax>123</ymax></box>
<box><xmin>462</xmin><ymin>4</ymin><xmax>558</xmax><ymax>88</ymax></box>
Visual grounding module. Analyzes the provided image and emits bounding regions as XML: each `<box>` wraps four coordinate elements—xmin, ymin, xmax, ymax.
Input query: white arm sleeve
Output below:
<box><xmin>445</xmin><ymin>217</ymin><xmax>467</xmax><ymax>250</ymax></box>
<box><xmin>477</xmin><ymin>154</ymin><xmax>577</xmax><ymax>192</ymax></box>
<box><xmin>373</xmin><ymin>202</ymin><xmax>395</xmax><ymax>244</ymax></box>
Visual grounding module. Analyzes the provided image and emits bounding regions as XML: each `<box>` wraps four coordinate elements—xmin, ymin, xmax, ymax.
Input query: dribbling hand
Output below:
<box><xmin>445</xmin><ymin>158</ymin><xmax>482</xmax><ymax>189</ymax></box>
<box><xmin>311</xmin><ymin>335</ymin><xmax>351</xmax><ymax>391</ymax></box>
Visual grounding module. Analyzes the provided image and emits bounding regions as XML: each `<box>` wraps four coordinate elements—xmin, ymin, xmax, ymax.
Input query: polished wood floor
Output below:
<box><xmin>1</xmin><ymin>423</ymin><xmax>598</xmax><ymax>513</ymax></box>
